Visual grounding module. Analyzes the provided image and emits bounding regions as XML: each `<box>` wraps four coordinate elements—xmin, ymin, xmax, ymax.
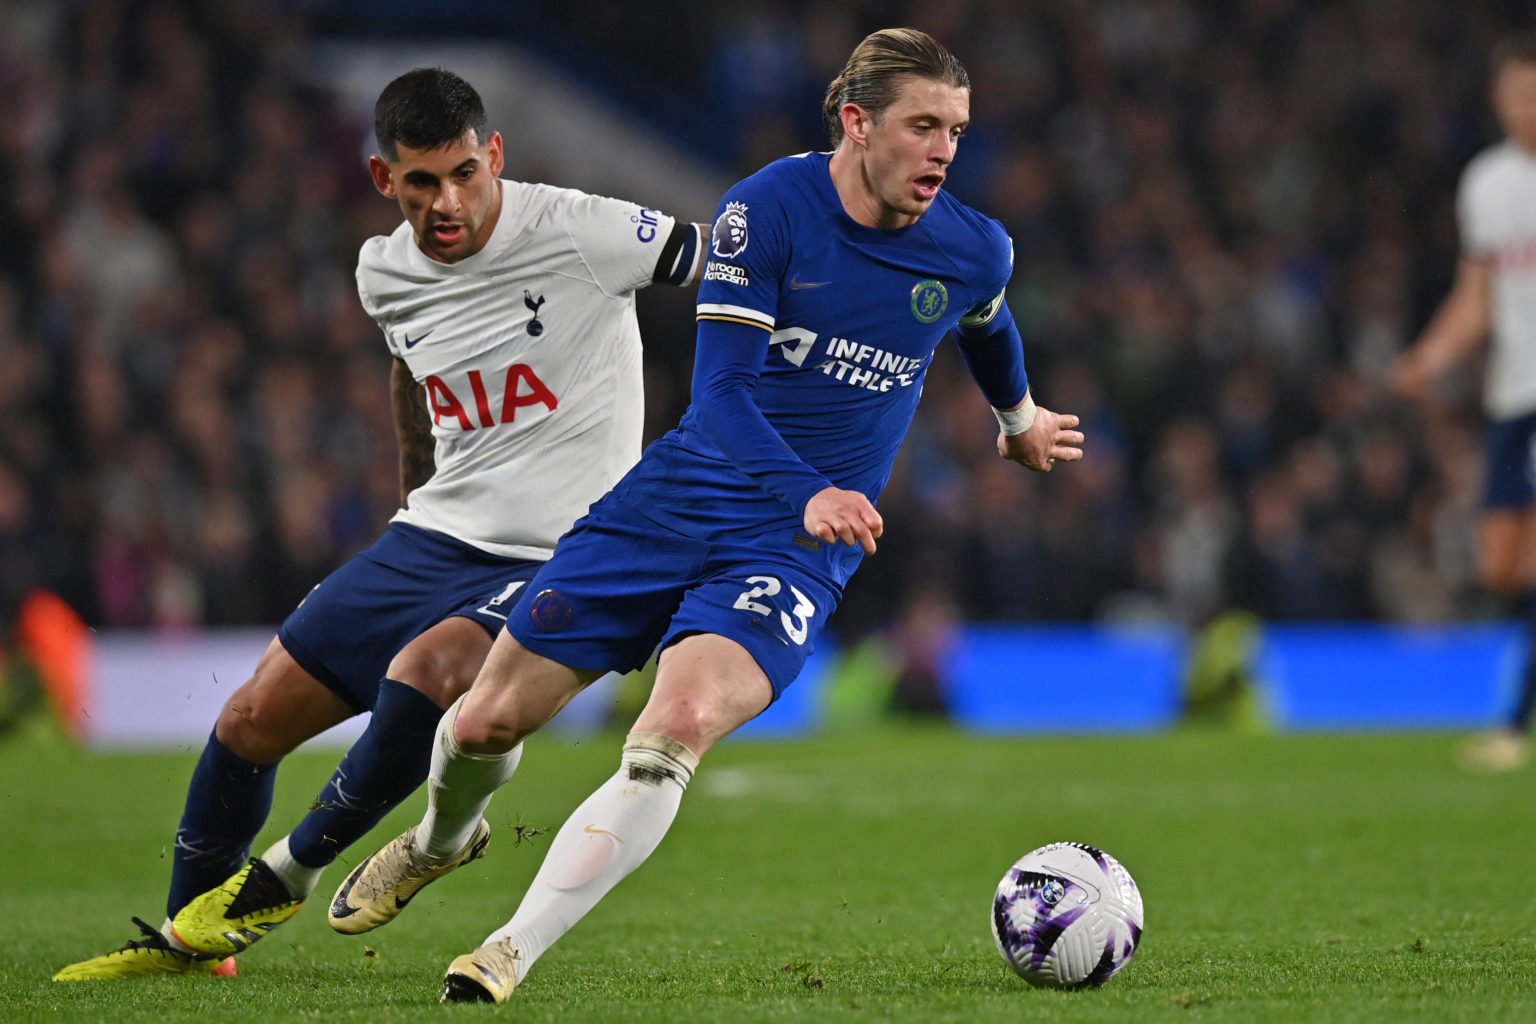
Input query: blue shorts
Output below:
<box><xmin>1484</xmin><ymin>412</ymin><xmax>1536</xmax><ymax>509</ymax></box>
<box><xmin>279</xmin><ymin>522</ymin><xmax>543</xmax><ymax>712</ymax></box>
<box><xmin>503</xmin><ymin>494</ymin><xmax>842</xmax><ymax>701</ymax></box>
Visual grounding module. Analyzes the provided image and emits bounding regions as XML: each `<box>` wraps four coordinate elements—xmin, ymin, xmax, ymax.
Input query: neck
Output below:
<box><xmin>827</xmin><ymin>144</ymin><xmax>918</xmax><ymax>230</ymax></box>
<box><xmin>468</xmin><ymin>179</ymin><xmax>504</xmax><ymax>256</ymax></box>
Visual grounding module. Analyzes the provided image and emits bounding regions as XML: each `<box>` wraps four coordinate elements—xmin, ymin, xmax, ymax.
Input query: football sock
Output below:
<box><xmin>1510</xmin><ymin>613</ymin><xmax>1536</xmax><ymax>732</ymax></box>
<box><xmin>482</xmin><ymin>732</ymin><xmax>699</xmax><ymax>984</ymax></box>
<box><xmin>288</xmin><ymin>678</ymin><xmax>447</xmax><ymax>868</ymax></box>
<box><xmin>260</xmin><ymin>835</ymin><xmax>324</xmax><ymax>901</ymax></box>
<box><xmin>167</xmin><ymin>731</ymin><xmax>278</xmax><ymax>917</ymax></box>
<box><xmin>417</xmin><ymin>695</ymin><xmax>523</xmax><ymax>860</ymax></box>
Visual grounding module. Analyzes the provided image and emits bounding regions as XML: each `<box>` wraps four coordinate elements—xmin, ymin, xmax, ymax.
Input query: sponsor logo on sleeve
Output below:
<box><xmin>632</xmin><ymin>207</ymin><xmax>659</xmax><ymax>243</ymax></box>
<box><xmin>704</xmin><ymin>262</ymin><xmax>749</xmax><ymax>286</ymax></box>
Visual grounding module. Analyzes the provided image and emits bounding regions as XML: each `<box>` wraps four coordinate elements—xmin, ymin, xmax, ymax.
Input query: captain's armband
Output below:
<box><xmin>960</xmin><ymin>290</ymin><xmax>1006</xmax><ymax>330</ymax></box>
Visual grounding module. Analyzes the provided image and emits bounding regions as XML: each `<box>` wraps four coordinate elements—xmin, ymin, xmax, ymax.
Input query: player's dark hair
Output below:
<box><xmin>373</xmin><ymin>67</ymin><xmax>488</xmax><ymax>160</ymax></box>
<box><xmin>822</xmin><ymin>28</ymin><xmax>970</xmax><ymax>146</ymax></box>
<box><xmin>1492</xmin><ymin>32</ymin><xmax>1536</xmax><ymax>75</ymax></box>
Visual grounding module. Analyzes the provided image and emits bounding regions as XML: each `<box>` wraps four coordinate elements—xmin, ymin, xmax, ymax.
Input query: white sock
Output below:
<box><xmin>417</xmin><ymin>695</ymin><xmax>524</xmax><ymax>860</ymax></box>
<box><xmin>161</xmin><ymin>918</ymin><xmax>196</xmax><ymax>954</ymax></box>
<box><xmin>261</xmin><ymin>835</ymin><xmax>324</xmax><ymax>900</ymax></box>
<box><xmin>482</xmin><ymin>732</ymin><xmax>699</xmax><ymax>984</ymax></box>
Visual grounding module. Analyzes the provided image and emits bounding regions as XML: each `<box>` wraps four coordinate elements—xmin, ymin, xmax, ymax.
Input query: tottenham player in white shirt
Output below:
<box><xmin>54</xmin><ymin>68</ymin><xmax>704</xmax><ymax>981</ymax></box>
<box><xmin>1396</xmin><ymin>34</ymin><xmax>1536</xmax><ymax>773</ymax></box>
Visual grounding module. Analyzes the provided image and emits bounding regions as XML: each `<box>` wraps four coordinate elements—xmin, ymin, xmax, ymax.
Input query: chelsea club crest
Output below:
<box><xmin>910</xmin><ymin>279</ymin><xmax>948</xmax><ymax>324</ymax></box>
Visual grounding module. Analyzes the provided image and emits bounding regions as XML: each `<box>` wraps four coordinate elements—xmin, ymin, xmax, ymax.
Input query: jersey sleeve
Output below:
<box><xmin>954</xmin><ymin>226</ymin><xmax>1029</xmax><ymax>409</ymax></box>
<box><xmin>1456</xmin><ymin>161</ymin><xmax>1494</xmax><ymax>260</ymax></box>
<box><xmin>696</xmin><ymin>178</ymin><xmax>790</xmax><ymax>332</ymax></box>
<box><xmin>691</xmin><ymin>179</ymin><xmax>831</xmax><ymax>514</ymax></box>
<box><xmin>355</xmin><ymin>240</ymin><xmax>401</xmax><ymax>358</ymax></box>
<box><xmin>562</xmin><ymin>193</ymin><xmax>681</xmax><ymax>296</ymax></box>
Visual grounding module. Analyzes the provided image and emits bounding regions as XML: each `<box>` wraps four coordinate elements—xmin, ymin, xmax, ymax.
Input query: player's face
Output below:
<box><xmin>1493</xmin><ymin>61</ymin><xmax>1536</xmax><ymax>152</ymax></box>
<box><xmin>856</xmin><ymin>76</ymin><xmax>970</xmax><ymax>228</ymax></box>
<box><xmin>369</xmin><ymin>130</ymin><xmax>505</xmax><ymax>263</ymax></box>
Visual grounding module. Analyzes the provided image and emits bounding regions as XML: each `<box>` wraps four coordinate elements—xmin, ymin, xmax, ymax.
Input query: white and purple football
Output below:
<box><xmin>991</xmin><ymin>841</ymin><xmax>1144</xmax><ymax>988</ymax></box>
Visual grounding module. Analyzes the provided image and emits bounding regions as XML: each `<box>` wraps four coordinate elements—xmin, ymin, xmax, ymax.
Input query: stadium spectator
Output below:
<box><xmin>1</xmin><ymin>0</ymin><xmax>1528</xmax><ymax>666</ymax></box>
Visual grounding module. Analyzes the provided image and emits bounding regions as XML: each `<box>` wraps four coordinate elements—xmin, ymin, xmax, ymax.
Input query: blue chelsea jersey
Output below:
<box><xmin>612</xmin><ymin>151</ymin><xmax>1016</xmax><ymax>578</ymax></box>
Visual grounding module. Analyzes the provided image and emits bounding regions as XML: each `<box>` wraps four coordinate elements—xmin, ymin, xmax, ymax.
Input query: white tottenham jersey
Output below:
<box><xmin>357</xmin><ymin>180</ymin><xmax>695</xmax><ymax>560</ymax></box>
<box><xmin>1458</xmin><ymin>142</ymin><xmax>1536</xmax><ymax>418</ymax></box>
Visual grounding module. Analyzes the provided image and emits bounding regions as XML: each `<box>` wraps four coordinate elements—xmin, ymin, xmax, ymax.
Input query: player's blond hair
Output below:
<box><xmin>822</xmin><ymin>28</ymin><xmax>970</xmax><ymax>146</ymax></box>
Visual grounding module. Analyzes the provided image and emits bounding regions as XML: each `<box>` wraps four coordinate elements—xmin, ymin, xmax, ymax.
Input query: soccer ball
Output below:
<box><xmin>991</xmin><ymin>841</ymin><xmax>1144</xmax><ymax>989</ymax></box>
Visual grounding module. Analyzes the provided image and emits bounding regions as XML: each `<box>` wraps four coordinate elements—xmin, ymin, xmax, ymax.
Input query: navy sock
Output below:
<box><xmin>288</xmin><ymin>678</ymin><xmax>447</xmax><ymax>868</ymax></box>
<box><xmin>1511</xmin><ymin>612</ymin><xmax>1536</xmax><ymax>732</ymax></box>
<box><xmin>168</xmin><ymin>732</ymin><xmax>278</xmax><ymax>917</ymax></box>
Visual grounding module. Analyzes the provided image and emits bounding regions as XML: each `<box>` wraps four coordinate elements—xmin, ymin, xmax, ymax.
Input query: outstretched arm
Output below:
<box><xmin>1393</xmin><ymin>257</ymin><xmax>1492</xmax><ymax>398</ymax></box>
<box><xmin>391</xmin><ymin>357</ymin><xmax>435</xmax><ymax>507</ymax></box>
<box><xmin>953</xmin><ymin>294</ymin><xmax>1084</xmax><ymax>472</ymax></box>
<box><xmin>995</xmin><ymin>394</ymin><xmax>1084</xmax><ymax>472</ymax></box>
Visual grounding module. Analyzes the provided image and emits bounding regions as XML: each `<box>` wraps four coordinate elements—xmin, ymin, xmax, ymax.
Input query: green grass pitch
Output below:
<box><xmin>5</xmin><ymin>722</ymin><xmax>1535</xmax><ymax>1022</ymax></box>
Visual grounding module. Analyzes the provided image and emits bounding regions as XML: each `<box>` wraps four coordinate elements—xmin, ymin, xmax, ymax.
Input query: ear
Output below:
<box><xmin>839</xmin><ymin>103</ymin><xmax>872</xmax><ymax>147</ymax></box>
<box><xmin>368</xmin><ymin>154</ymin><xmax>396</xmax><ymax>198</ymax></box>
<box><xmin>485</xmin><ymin>130</ymin><xmax>505</xmax><ymax>178</ymax></box>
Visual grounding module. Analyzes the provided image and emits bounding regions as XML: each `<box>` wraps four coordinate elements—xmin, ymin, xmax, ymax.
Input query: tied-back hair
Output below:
<box><xmin>1492</xmin><ymin>32</ymin><xmax>1536</xmax><ymax>74</ymax></box>
<box><xmin>822</xmin><ymin>28</ymin><xmax>970</xmax><ymax>146</ymax></box>
<box><xmin>373</xmin><ymin>67</ymin><xmax>488</xmax><ymax>160</ymax></box>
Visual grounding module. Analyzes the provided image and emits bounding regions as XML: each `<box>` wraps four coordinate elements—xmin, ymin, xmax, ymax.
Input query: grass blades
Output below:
<box><xmin>5</xmin><ymin>723</ymin><xmax>1536</xmax><ymax>1022</ymax></box>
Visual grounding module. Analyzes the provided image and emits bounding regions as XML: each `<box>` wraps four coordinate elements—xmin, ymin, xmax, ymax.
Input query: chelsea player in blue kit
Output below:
<box><xmin>340</xmin><ymin>29</ymin><xmax>1086</xmax><ymax>1002</ymax></box>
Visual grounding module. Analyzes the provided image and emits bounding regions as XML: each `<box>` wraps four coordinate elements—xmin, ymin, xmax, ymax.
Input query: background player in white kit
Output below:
<box><xmin>54</xmin><ymin>67</ymin><xmax>704</xmax><ymax>981</ymax></box>
<box><xmin>1395</xmin><ymin>35</ymin><xmax>1536</xmax><ymax>773</ymax></box>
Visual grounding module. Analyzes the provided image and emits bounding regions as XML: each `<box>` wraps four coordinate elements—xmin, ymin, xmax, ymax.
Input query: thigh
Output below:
<box><xmin>279</xmin><ymin>523</ymin><xmax>543</xmax><ymax>711</ymax></box>
<box><xmin>662</xmin><ymin>557</ymin><xmax>841</xmax><ymax>704</ymax></box>
<box><xmin>216</xmin><ymin>637</ymin><xmax>355</xmax><ymax>762</ymax></box>
<box><xmin>387</xmin><ymin>615</ymin><xmax>497</xmax><ymax>708</ymax></box>
<box><xmin>1514</xmin><ymin>508</ymin><xmax>1536</xmax><ymax>591</ymax></box>
<box><xmin>505</xmin><ymin>497</ymin><xmax>707</xmax><ymax>676</ymax></box>
<box><xmin>1479</xmin><ymin>509</ymin><xmax>1530</xmax><ymax>598</ymax></box>
<box><xmin>454</xmin><ymin>630</ymin><xmax>604</xmax><ymax>751</ymax></box>
<box><xmin>635</xmin><ymin>633</ymin><xmax>774</xmax><ymax>757</ymax></box>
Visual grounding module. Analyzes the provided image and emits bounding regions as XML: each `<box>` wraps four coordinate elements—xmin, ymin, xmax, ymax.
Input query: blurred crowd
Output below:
<box><xmin>0</xmin><ymin>0</ymin><xmax>1526</xmax><ymax>640</ymax></box>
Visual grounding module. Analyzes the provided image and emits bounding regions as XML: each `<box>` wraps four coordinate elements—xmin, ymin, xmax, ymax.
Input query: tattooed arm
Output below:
<box><xmin>391</xmin><ymin>357</ymin><xmax>435</xmax><ymax>507</ymax></box>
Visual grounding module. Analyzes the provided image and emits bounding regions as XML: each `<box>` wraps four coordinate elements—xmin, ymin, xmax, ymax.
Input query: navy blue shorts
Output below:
<box><xmin>1484</xmin><ymin>412</ymin><xmax>1536</xmax><ymax>509</ymax></box>
<box><xmin>504</xmin><ymin>494</ymin><xmax>842</xmax><ymax>702</ymax></box>
<box><xmin>279</xmin><ymin>522</ymin><xmax>543</xmax><ymax>712</ymax></box>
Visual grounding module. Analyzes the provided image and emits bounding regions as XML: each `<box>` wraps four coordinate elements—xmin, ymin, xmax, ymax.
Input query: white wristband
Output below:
<box><xmin>992</xmin><ymin>393</ymin><xmax>1037</xmax><ymax>436</ymax></box>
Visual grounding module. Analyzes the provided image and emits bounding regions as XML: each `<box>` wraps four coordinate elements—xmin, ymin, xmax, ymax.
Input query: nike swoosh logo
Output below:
<box><xmin>583</xmin><ymin>825</ymin><xmax>623</xmax><ymax>842</ymax></box>
<box><xmin>788</xmin><ymin>275</ymin><xmax>831</xmax><ymax>291</ymax></box>
<box><xmin>403</xmin><ymin>329</ymin><xmax>434</xmax><ymax>349</ymax></box>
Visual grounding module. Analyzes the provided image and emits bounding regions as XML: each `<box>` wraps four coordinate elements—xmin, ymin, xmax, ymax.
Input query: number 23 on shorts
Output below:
<box><xmin>732</xmin><ymin>575</ymin><xmax>816</xmax><ymax>646</ymax></box>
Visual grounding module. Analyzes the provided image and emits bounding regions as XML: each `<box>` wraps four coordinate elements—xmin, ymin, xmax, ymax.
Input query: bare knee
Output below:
<box><xmin>214</xmin><ymin>697</ymin><xmax>299</xmax><ymax>764</ymax></box>
<box><xmin>1480</xmin><ymin>560</ymin><xmax>1525</xmax><ymax>601</ymax></box>
<box><xmin>211</xmin><ymin>640</ymin><xmax>354</xmax><ymax>762</ymax></box>
<box><xmin>451</xmin><ymin>692</ymin><xmax>541</xmax><ymax>752</ymax></box>
<box><xmin>388</xmin><ymin>646</ymin><xmax>476</xmax><ymax>708</ymax></box>
<box><xmin>633</xmin><ymin>700</ymin><xmax>719</xmax><ymax>758</ymax></box>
